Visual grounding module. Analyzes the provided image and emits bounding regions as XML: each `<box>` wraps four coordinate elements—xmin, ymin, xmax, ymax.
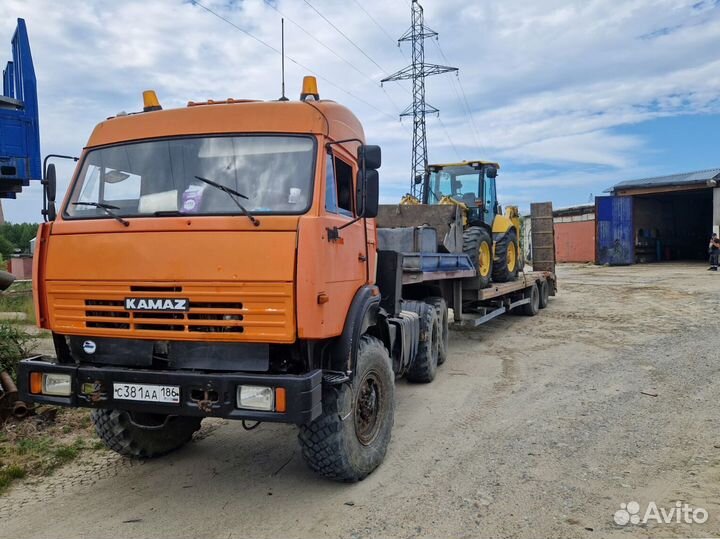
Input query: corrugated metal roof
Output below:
<box><xmin>612</xmin><ymin>168</ymin><xmax>720</xmax><ymax>191</ymax></box>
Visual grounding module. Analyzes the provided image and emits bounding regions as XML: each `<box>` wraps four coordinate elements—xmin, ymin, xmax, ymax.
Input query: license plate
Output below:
<box><xmin>113</xmin><ymin>383</ymin><xmax>180</xmax><ymax>404</ymax></box>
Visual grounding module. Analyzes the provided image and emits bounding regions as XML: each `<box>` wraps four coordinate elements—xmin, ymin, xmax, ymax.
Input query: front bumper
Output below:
<box><xmin>17</xmin><ymin>357</ymin><xmax>322</xmax><ymax>425</ymax></box>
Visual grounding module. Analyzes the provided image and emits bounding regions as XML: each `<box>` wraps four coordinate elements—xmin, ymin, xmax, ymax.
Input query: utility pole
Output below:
<box><xmin>382</xmin><ymin>0</ymin><xmax>457</xmax><ymax>199</ymax></box>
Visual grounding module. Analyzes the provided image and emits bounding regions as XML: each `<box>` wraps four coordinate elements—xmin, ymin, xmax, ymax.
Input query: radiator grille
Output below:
<box><xmin>48</xmin><ymin>282</ymin><xmax>294</xmax><ymax>342</ymax></box>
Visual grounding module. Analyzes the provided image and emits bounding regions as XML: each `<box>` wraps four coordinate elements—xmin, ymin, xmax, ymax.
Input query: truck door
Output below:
<box><xmin>322</xmin><ymin>150</ymin><xmax>367</xmax><ymax>312</ymax></box>
<box><xmin>595</xmin><ymin>195</ymin><xmax>634</xmax><ymax>265</ymax></box>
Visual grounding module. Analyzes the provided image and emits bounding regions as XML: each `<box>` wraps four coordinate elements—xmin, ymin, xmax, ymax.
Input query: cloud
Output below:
<box><xmin>0</xmin><ymin>0</ymin><xmax>719</xmax><ymax>221</ymax></box>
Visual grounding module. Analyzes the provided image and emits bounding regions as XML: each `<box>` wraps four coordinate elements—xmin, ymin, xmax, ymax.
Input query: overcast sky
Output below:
<box><xmin>1</xmin><ymin>0</ymin><xmax>719</xmax><ymax>222</ymax></box>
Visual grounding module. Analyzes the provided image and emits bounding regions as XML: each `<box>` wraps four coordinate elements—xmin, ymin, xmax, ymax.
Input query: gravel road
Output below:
<box><xmin>2</xmin><ymin>262</ymin><xmax>720</xmax><ymax>539</ymax></box>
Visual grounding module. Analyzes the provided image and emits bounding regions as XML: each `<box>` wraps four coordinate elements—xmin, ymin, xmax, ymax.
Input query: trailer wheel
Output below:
<box><xmin>538</xmin><ymin>280</ymin><xmax>549</xmax><ymax>309</ymax></box>
<box><xmin>403</xmin><ymin>300</ymin><xmax>440</xmax><ymax>383</ymax></box>
<box><xmin>462</xmin><ymin>226</ymin><xmax>493</xmax><ymax>289</ymax></box>
<box><xmin>492</xmin><ymin>228</ymin><xmax>520</xmax><ymax>283</ymax></box>
<box><xmin>298</xmin><ymin>335</ymin><xmax>394</xmax><ymax>482</ymax></box>
<box><xmin>91</xmin><ymin>409</ymin><xmax>202</xmax><ymax>458</ymax></box>
<box><xmin>521</xmin><ymin>284</ymin><xmax>540</xmax><ymax>316</ymax></box>
<box><xmin>426</xmin><ymin>297</ymin><xmax>449</xmax><ymax>365</ymax></box>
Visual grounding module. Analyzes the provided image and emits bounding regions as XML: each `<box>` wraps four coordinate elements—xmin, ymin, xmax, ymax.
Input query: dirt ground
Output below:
<box><xmin>2</xmin><ymin>262</ymin><xmax>720</xmax><ymax>539</ymax></box>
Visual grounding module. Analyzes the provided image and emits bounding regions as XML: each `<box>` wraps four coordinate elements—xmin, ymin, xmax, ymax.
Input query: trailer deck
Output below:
<box><xmin>452</xmin><ymin>270</ymin><xmax>556</xmax><ymax>327</ymax></box>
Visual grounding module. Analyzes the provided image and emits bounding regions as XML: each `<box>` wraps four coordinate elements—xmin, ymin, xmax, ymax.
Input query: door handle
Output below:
<box><xmin>358</xmin><ymin>253</ymin><xmax>367</xmax><ymax>262</ymax></box>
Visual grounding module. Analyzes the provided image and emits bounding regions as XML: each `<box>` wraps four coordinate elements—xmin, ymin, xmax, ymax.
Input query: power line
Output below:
<box><xmin>436</xmin><ymin>116</ymin><xmax>461</xmax><ymax>161</ymax></box>
<box><xmin>260</xmin><ymin>0</ymin><xmax>408</xmax><ymax>118</ymax></box>
<box><xmin>263</xmin><ymin>1</ymin><xmax>381</xmax><ymax>87</ymax></box>
<box><xmin>302</xmin><ymin>0</ymin><xmax>388</xmax><ymax>73</ymax></box>
<box><xmin>350</xmin><ymin>0</ymin><xmax>402</xmax><ymax>49</ymax></box>
<box><xmin>433</xmin><ymin>39</ymin><xmax>484</xmax><ymax>155</ymax></box>
<box><xmin>298</xmin><ymin>0</ymin><xmax>412</xmax><ymax>109</ymax></box>
<box><xmin>352</xmin><ymin>0</ymin><xmax>410</xmax><ymax>65</ymax></box>
<box><xmin>190</xmin><ymin>0</ymin><xmax>397</xmax><ymax>121</ymax></box>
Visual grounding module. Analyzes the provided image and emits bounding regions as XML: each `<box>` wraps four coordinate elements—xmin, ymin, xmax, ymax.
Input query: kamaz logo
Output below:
<box><xmin>124</xmin><ymin>298</ymin><xmax>189</xmax><ymax>312</ymax></box>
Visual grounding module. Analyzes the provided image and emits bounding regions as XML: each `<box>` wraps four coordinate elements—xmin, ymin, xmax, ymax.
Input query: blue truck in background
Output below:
<box><xmin>0</xmin><ymin>18</ymin><xmax>40</xmax><ymax>199</ymax></box>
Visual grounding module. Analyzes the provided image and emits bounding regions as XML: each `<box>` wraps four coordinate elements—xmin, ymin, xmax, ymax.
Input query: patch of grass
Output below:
<box><xmin>0</xmin><ymin>281</ymin><xmax>35</xmax><ymax>324</ymax></box>
<box><xmin>0</xmin><ymin>409</ymin><xmax>102</xmax><ymax>495</ymax></box>
<box><xmin>0</xmin><ymin>320</ymin><xmax>36</xmax><ymax>377</ymax></box>
<box><xmin>0</xmin><ymin>465</ymin><xmax>26</xmax><ymax>491</ymax></box>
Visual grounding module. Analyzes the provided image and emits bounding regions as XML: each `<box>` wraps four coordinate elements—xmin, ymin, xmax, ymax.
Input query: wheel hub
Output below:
<box><xmin>354</xmin><ymin>371</ymin><xmax>383</xmax><ymax>446</ymax></box>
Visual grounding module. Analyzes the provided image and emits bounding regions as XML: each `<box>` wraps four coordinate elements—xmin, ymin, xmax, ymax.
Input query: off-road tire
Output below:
<box><xmin>462</xmin><ymin>226</ymin><xmax>493</xmax><ymax>289</ymax></box>
<box><xmin>298</xmin><ymin>335</ymin><xmax>394</xmax><ymax>482</ymax></box>
<box><xmin>403</xmin><ymin>300</ymin><xmax>440</xmax><ymax>383</ymax></box>
<box><xmin>426</xmin><ymin>297</ymin><xmax>449</xmax><ymax>365</ymax></box>
<box><xmin>492</xmin><ymin>228</ymin><xmax>520</xmax><ymax>283</ymax></box>
<box><xmin>538</xmin><ymin>279</ymin><xmax>549</xmax><ymax>309</ymax></box>
<box><xmin>91</xmin><ymin>409</ymin><xmax>202</xmax><ymax>458</ymax></box>
<box><xmin>521</xmin><ymin>283</ymin><xmax>540</xmax><ymax>316</ymax></box>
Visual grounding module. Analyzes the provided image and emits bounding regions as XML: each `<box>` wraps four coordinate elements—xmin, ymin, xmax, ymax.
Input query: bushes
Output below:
<box><xmin>0</xmin><ymin>321</ymin><xmax>35</xmax><ymax>378</ymax></box>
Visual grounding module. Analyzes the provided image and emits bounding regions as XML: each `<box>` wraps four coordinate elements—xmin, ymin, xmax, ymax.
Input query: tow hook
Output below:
<box><xmin>191</xmin><ymin>389</ymin><xmax>219</xmax><ymax>413</ymax></box>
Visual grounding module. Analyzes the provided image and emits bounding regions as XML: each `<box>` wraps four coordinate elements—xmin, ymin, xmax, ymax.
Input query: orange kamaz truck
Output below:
<box><xmin>18</xmin><ymin>78</ymin><xmax>555</xmax><ymax>481</ymax></box>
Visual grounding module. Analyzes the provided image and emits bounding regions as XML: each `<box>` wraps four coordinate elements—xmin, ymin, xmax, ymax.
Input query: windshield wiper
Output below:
<box><xmin>194</xmin><ymin>175</ymin><xmax>260</xmax><ymax>227</ymax></box>
<box><xmin>72</xmin><ymin>202</ymin><xmax>129</xmax><ymax>227</ymax></box>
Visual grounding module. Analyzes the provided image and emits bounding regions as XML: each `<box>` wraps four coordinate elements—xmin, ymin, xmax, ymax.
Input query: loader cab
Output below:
<box><xmin>425</xmin><ymin>161</ymin><xmax>500</xmax><ymax>227</ymax></box>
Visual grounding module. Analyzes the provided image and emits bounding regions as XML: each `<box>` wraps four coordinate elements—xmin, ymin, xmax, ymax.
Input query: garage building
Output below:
<box><xmin>600</xmin><ymin>169</ymin><xmax>720</xmax><ymax>264</ymax></box>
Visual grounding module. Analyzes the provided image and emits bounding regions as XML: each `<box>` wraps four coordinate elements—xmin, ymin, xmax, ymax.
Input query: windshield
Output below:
<box><xmin>429</xmin><ymin>168</ymin><xmax>481</xmax><ymax>204</ymax></box>
<box><xmin>64</xmin><ymin>135</ymin><xmax>316</xmax><ymax>219</ymax></box>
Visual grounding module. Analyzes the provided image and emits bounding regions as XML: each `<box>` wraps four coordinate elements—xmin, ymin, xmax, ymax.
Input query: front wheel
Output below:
<box><xmin>298</xmin><ymin>335</ymin><xmax>395</xmax><ymax>482</ymax></box>
<box><xmin>91</xmin><ymin>409</ymin><xmax>202</xmax><ymax>458</ymax></box>
<box><xmin>492</xmin><ymin>228</ymin><xmax>520</xmax><ymax>283</ymax></box>
<box><xmin>463</xmin><ymin>226</ymin><xmax>493</xmax><ymax>289</ymax></box>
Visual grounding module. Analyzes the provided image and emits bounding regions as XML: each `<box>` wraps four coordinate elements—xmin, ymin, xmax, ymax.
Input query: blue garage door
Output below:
<box><xmin>596</xmin><ymin>196</ymin><xmax>633</xmax><ymax>265</ymax></box>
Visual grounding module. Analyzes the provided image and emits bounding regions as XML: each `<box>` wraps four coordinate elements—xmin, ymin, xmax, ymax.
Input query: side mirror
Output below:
<box><xmin>356</xmin><ymin>169</ymin><xmax>379</xmax><ymax>218</ymax></box>
<box><xmin>358</xmin><ymin>145</ymin><xmax>381</xmax><ymax>170</ymax></box>
<box><xmin>45</xmin><ymin>163</ymin><xmax>57</xmax><ymax>202</ymax></box>
<box><xmin>43</xmin><ymin>163</ymin><xmax>57</xmax><ymax>221</ymax></box>
<box><xmin>485</xmin><ymin>166</ymin><xmax>498</xmax><ymax>179</ymax></box>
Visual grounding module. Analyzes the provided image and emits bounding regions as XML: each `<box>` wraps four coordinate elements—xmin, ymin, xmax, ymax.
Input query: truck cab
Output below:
<box><xmin>22</xmin><ymin>78</ymin><xmax>403</xmax><ymax>481</ymax></box>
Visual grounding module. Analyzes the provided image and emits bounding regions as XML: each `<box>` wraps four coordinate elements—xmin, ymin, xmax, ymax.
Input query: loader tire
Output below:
<box><xmin>492</xmin><ymin>228</ymin><xmax>519</xmax><ymax>283</ymax></box>
<box><xmin>91</xmin><ymin>409</ymin><xmax>202</xmax><ymax>459</ymax></box>
<box><xmin>462</xmin><ymin>226</ymin><xmax>493</xmax><ymax>289</ymax></box>
<box><xmin>403</xmin><ymin>300</ymin><xmax>440</xmax><ymax>383</ymax></box>
<box><xmin>425</xmin><ymin>297</ymin><xmax>449</xmax><ymax>365</ymax></box>
<box><xmin>298</xmin><ymin>335</ymin><xmax>394</xmax><ymax>482</ymax></box>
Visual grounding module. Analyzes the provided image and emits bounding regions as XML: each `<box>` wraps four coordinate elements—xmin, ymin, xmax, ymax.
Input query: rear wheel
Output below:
<box><xmin>426</xmin><ymin>297</ymin><xmax>448</xmax><ymax>365</ymax></box>
<box><xmin>403</xmin><ymin>300</ymin><xmax>440</xmax><ymax>383</ymax></box>
<box><xmin>298</xmin><ymin>335</ymin><xmax>394</xmax><ymax>482</ymax></box>
<box><xmin>492</xmin><ymin>228</ymin><xmax>519</xmax><ymax>283</ymax></box>
<box><xmin>521</xmin><ymin>284</ymin><xmax>540</xmax><ymax>316</ymax></box>
<box><xmin>91</xmin><ymin>409</ymin><xmax>202</xmax><ymax>458</ymax></box>
<box><xmin>538</xmin><ymin>280</ymin><xmax>549</xmax><ymax>309</ymax></box>
<box><xmin>462</xmin><ymin>226</ymin><xmax>493</xmax><ymax>289</ymax></box>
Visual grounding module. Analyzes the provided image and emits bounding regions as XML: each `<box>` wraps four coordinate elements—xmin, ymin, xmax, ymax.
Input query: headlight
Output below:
<box><xmin>42</xmin><ymin>373</ymin><xmax>72</xmax><ymax>396</ymax></box>
<box><xmin>237</xmin><ymin>385</ymin><xmax>274</xmax><ymax>411</ymax></box>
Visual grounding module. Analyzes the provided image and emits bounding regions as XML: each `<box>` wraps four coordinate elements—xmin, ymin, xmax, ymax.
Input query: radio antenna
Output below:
<box><xmin>279</xmin><ymin>18</ymin><xmax>289</xmax><ymax>101</ymax></box>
